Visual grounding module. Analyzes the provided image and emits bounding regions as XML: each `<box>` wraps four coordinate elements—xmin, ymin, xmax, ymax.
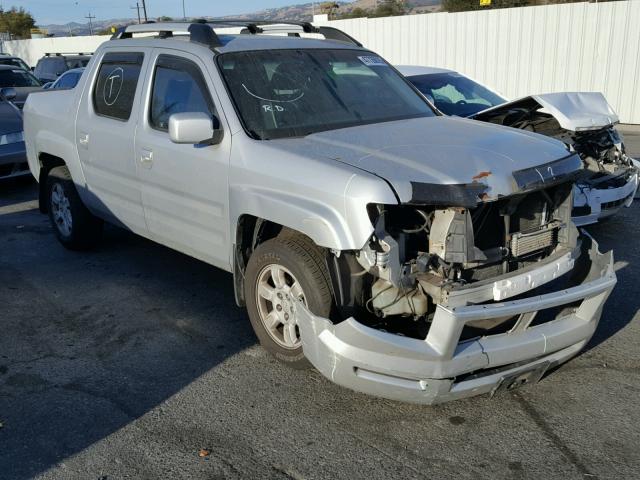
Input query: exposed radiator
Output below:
<box><xmin>510</xmin><ymin>221</ymin><xmax>561</xmax><ymax>258</ymax></box>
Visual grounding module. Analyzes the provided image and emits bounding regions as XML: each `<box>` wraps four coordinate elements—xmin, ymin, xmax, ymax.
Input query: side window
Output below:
<box><xmin>93</xmin><ymin>52</ymin><xmax>144</xmax><ymax>121</ymax></box>
<box><xmin>149</xmin><ymin>55</ymin><xmax>216</xmax><ymax>131</ymax></box>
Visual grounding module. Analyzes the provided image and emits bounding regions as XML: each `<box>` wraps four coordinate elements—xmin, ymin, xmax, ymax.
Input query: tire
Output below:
<box><xmin>46</xmin><ymin>166</ymin><xmax>103</xmax><ymax>250</ymax></box>
<box><xmin>245</xmin><ymin>233</ymin><xmax>333</xmax><ymax>369</ymax></box>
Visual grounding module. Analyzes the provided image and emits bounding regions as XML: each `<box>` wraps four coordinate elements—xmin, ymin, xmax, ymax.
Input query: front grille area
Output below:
<box><xmin>470</xmin><ymin>185</ymin><xmax>571</xmax><ymax>260</ymax></box>
<box><xmin>510</xmin><ymin>221</ymin><xmax>561</xmax><ymax>258</ymax></box>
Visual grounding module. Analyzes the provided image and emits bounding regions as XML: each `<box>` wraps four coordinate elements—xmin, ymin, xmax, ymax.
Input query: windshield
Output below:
<box><xmin>218</xmin><ymin>49</ymin><xmax>435</xmax><ymax>140</ymax></box>
<box><xmin>0</xmin><ymin>68</ymin><xmax>41</xmax><ymax>87</ymax></box>
<box><xmin>407</xmin><ymin>73</ymin><xmax>505</xmax><ymax>117</ymax></box>
<box><xmin>0</xmin><ymin>58</ymin><xmax>30</xmax><ymax>71</ymax></box>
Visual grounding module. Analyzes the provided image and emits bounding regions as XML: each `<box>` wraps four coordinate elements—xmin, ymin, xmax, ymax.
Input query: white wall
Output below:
<box><xmin>1</xmin><ymin>35</ymin><xmax>108</xmax><ymax>68</ymax></box>
<box><xmin>2</xmin><ymin>1</ymin><xmax>638</xmax><ymax>123</ymax></box>
<box><xmin>315</xmin><ymin>1</ymin><xmax>640</xmax><ymax>124</ymax></box>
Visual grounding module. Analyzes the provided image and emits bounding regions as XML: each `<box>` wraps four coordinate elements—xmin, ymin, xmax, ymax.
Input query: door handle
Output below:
<box><xmin>140</xmin><ymin>149</ymin><xmax>153</xmax><ymax>168</ymax></box>
<box><xmin>78</xmin><ymin>132</ymin><xmax>89</xmax><ymax>148</ymax></box>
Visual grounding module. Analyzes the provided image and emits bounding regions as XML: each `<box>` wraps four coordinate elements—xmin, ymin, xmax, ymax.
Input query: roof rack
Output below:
<box><xmin>110</xmin><ymin>20</ymin><xmax>362</xmax><ymax>49</ymax></box>
<box><xmin>44</xmin><ymin>52</ymin><xmax>92</xmax><ymax>56</ymax></box>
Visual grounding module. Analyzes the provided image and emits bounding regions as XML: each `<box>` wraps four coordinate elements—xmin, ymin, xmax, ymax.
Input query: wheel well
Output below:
<box><xmin>37</xmin><ymin>153</ymin><xmax>66</xmax><ymax>213</ymax></box>
<box><xmin>233</xmin><ymin>215</ymin><xmax>362</xmax><ymax>320</ymax></box>
<box><xmin>233</xmin><ymin>215</ymin><xmax>287</xmax><ymax>307</ymax></box>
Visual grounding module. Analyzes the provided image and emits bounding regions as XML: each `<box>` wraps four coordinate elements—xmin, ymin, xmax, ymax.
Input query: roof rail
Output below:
<box><xmin>111</xmin><ymin>22</ymin><xmax>223</xmax><ymax>49</ymax></box>
<box><xmin>44</xmin><ymin>52</ymin><xmax>92</xmax><ymax>56</ymax></box>
<box><xmin>214</xmin><ymin>19</ymin><xmax>362</xmax><ymax>46</ymax></box>
<box><xmin>110</xmin><ymin>20</ymin><xmax>362</xmax><ymax>49</ymax></box>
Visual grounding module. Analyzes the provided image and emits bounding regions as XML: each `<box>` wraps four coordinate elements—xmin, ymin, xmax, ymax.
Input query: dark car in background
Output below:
<box><xmin>0</xmin><ymin>87</ymin><xmax>28</xmax><ymax>180</ymax></box>
<box><xmin>0</xmin><ymin>54</ymin><xmax>31</xmax><ymax>71</ymax></box>
<box><xmin>0</xmin><ymin>65</ymin><xmax>43</xmax><ymax>109</ymax></box>
<box><xmin>33</xmin><ymin>53</ymin><xmax>91</xmax><ymax>84</ymax></box>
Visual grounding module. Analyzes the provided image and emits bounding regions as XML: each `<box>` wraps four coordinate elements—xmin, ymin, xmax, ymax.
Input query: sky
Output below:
<box><xmin>3</xmin><ymin>0</ymin><xmax>333</xmax><ymax>25</ymax></box>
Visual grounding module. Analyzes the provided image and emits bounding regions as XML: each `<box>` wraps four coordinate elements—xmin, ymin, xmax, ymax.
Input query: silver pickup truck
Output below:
<box><xmin>23</xmin><ymin>21</ymin><xmax>617</xmax><ymax>404</ymax></box>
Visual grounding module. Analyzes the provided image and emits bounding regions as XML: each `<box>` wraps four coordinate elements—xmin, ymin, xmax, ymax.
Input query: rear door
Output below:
<box><xmin>134</xmin><ymin>49</ymin><xmax>231</xmax><ymax>269</ymax></box>
<box><xmin>75</xmin><ymin>48</ymin><xmax>150</xmax><ymax>234</ymax></box>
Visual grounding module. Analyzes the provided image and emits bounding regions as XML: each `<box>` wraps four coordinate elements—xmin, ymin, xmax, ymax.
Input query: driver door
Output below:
<box><xmin>135</xmin><ymin>50</ymin><xmax>232</xmax><ymax>270</ymax></box>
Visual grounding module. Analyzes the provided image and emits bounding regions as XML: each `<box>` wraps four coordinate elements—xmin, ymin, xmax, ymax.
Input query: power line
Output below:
<box><xmin>130</xmin><ymin>2</ymin><xmax>141</xmax><ymax>24</ymax></box>
<box><xmin>140</xmin><ymin>0</ymin><xmax>148</xmax><ymax>22</ymax></box>
<box><xmin>84</xmin><ymin>12</ymin><xmax>96</xmax><ymax>35</ymax></box>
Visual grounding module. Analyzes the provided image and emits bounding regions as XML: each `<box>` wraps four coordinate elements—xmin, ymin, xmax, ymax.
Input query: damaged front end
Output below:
<box><xmin>298</xmin><ymin>168</ymin><xmax>616</xmax><ymax>404</ymax></box>
<box><xmin>471</xmin><ymin>93</ymin><xmax>639</xmax><ymax>225</ymax></box>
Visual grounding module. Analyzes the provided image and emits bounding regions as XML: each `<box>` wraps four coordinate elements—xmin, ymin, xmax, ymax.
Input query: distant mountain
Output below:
<box><xmin>39</xmin><ymin>1</ymin><xmax>442</xmax><ymax>37</ymax></box>
<box><xmin>40</xmin><ymin>19</ymin><xmax>134</xmax><ymax>36</ymax></box>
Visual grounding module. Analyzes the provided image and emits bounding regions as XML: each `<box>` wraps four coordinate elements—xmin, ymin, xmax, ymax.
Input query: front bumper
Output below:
<box><xmin>298</xmin><ymin>238</ymin><xmax>616</xmax><ymax>405</ymax></box>
<box><xmin>572</xmin><ymin>171</ymin><xmax>638</xmax><ymax>226</ymax></box>
<box><xmin>0</xmin><ymin>141</ymin><xmax>29</xmax><ymax>179</ymax></box>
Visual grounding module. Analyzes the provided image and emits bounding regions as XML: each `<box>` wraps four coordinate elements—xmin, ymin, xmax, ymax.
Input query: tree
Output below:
<box><xmin>443</xmin><ymin>0</ymin><xmax>539</xmax><ymax>13</ymax></box>
<box><xmin>157</xmin><ymin>16</ymin><xmax>174</xmax><ymax>22</ymax></box>
<box><xmin>0</xmin><ymin>6</ymin><xmax>36</xmax><ymax>39</ymax></box>
<box><xmin>320</xmin><ymin>2</ymin><xmax>340</xmax><ymax>20</ymax></box>
<box><xmin>370</xmin><ymin>0</ymin><xmax>406</xmax><ymax>18</ymax></box>
<box><xmin>340</xmin><ymin>7</ymin><xmax>368</xmax><ymax>19</ymax></box>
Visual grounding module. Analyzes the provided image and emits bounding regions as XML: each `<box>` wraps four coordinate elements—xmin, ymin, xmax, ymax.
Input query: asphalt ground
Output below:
<box><xmin>1</xmin><ymin>130</ymin><xmax>639</xmax><ymax>480</ymax></box>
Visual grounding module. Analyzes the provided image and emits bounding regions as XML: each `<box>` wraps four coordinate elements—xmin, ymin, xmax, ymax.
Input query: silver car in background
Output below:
<box><xmin>398</xmin><ymin>65</ymin><xmax>639</xmax><ymax>226</ymax></box>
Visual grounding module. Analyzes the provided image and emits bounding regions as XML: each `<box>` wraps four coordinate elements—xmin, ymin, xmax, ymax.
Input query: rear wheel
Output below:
<box><xmin>245</xmin><ymin>233</ymin><xmax>333</xmax><ymax>368</ymax></box>
<box><xmin>46</xmin><ymin>166</ymin><xmax>103</xmax><ymax>250</ymax></box>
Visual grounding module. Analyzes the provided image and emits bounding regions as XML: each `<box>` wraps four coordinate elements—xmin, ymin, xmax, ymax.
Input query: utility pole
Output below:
<box><xmin>84</xmin><ymin>12</ymin><xmax>96</xmax><ymax>35</ymax></box>
<box><xmin>182</xmin><ymin>0</ymin><xmax>186</xmax><ymax>20</ymax></box>
<box><xmin>130</xmin><ymin>2</ymin><xmax>142</xmax><ymax>24</ymax></box>
<box><xmin>141</xmin><ymin>0</ymin><xmax>148</xmax><ymax>22</ymax></box>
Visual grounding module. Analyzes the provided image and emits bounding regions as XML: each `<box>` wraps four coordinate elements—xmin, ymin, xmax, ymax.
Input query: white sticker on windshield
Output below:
<box><xmin>358</xmin><ymin>56</ymin><xmax>387</xmax><ymax>67</ymax></box>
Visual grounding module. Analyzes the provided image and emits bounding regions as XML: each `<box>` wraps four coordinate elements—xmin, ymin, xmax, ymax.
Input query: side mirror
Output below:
<box><xmin>1</xmin><ymin>87</ymin><xmax>17</xmax><ymax>101</ymax></box>
<box><xmin>168</xmin><ymin>112</ymin><xmax>222</xmax><ymax>145</ymax></box>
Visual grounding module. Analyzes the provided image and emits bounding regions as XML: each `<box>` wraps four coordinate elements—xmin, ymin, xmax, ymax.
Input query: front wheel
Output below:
<box><xmin>244</xmin><ymin>234</ymin><xmax>333</xmax><ymax>368</ymax></box>
<box><xmin>46</xmin><ymin>166</ymin><xmax>103</xmax><ymax>250</ymax></box>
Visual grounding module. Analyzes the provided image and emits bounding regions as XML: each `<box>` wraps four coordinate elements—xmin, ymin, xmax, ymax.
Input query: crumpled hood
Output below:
<box><xmin>472</xmin><ymin>92</ymin><xmax>619</xmax><ymax>131</ymax></box>
<box><xmin>0</xmin><ymin>100</ymin><xmax>22</xmax><ymax>134</ymax></box>
<box><xmin>267</xmin><ymin>116</ymin><xmax>574</xmax><ymax>203</ymax></box>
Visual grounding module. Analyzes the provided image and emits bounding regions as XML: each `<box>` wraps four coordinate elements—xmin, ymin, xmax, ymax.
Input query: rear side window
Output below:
<box><xmin>93</xmin><ymin>52</ymin><xmax>144</xmax><ymax>121</ymax></box>
<box><xmin>35</xmin><ymin>58</ymin><xmax>65</xmax><ymax>77</ymax></box>
<box><xmin>149</xmin><ymin>55</ymin><xmax>216</xmax><ymax>131</ymax></box>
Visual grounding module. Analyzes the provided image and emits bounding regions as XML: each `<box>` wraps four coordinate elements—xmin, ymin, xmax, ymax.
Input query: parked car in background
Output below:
<box><xmin>33</xmin><ymin>53</ymin><xmax>91</xmax><ymax>84</ymax></box>
<box><xmin>0</xmin><ymin>87</ymin><xmax>28</xmax><ymax>180</ymax></box>
<box><xmin>0</xmin><ymin>54</ymin><xmax>31</xmax><ymax>71</ymax></box>
<box><xmin>42</xmin><ymin>67</ymin><xmax>85</xmax><ymax>90</ymax></box>
<box><xmin>0</xmin><ymin>65</ymin><xmax>43</xmax><ymax>109</ymax></box>
<box><xmin>398</xmin><ymin>66</ymin><xmax>639</xmax><ymax>226</ymax></box>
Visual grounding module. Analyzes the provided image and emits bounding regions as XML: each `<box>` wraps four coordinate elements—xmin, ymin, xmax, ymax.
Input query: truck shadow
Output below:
<box><xmin>0</xmin><ymin>181</ymin><xmax>256</xmax><ymax>479</ymax></box>
<box><xmin>582</xmin><ymin>201</ymin><xmax>640</xmax><ymax>352</ymax></box>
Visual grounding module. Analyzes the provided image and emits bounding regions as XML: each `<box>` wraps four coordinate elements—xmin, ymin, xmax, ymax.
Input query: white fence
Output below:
<box><xmin>2</xmin><ymin>1</ymin><xmax>639</xmax><ymax>123</ymax></box>
<box><xmin>316</xmin><ymin>1</ymin><xmax>640</xmax><ymax>124</ymax></box>
<box><xmin>1</xmin><ymin>34</ymin><xmax>108</xmax><ymax>67</ymax></box>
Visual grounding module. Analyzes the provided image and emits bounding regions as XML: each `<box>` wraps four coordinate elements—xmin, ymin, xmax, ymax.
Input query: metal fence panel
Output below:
<box><xmin>318</xmin><ymin>1</ymin><xmax>640</xmax><ymax>124</ymax></box>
